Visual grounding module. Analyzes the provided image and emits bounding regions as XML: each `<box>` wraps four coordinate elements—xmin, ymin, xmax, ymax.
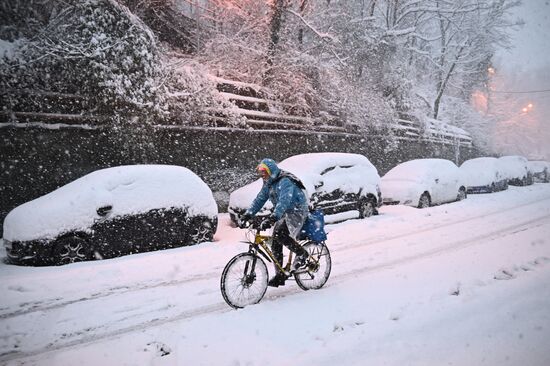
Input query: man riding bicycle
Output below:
<box><xmin>241</xmin><ymin>158</ymin><xmax>310</xmax><ymax>287</ymax></box>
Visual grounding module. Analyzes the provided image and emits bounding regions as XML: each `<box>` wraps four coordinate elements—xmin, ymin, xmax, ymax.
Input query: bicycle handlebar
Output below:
<box><xmin>237</xmin><ymin>216</ymin><xmax>273</xmax><ymax>231</ymax></box>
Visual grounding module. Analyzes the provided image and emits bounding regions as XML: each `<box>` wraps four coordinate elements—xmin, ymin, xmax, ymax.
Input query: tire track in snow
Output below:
<box><xmin>0</xmin><ymin>271</ymin><xmax>219</xmax><ymax>320</ymax></box>
<box><xmin>335</xmin><ymin>195</ymin><xmax>550</xmax><ymax>253</ymax></box>
<box><xmin>2</xmin><ymin>195</ymin><xmax>550</xmax><ymax>321</ymax></box>
<box><xmin>331</xmin><ymin>213</ymin><xmax>550</xmax><ymax>283</ymax></box>
<box><xmin>2</xmin><ymin>208</ymin><xmax>549</xmax><ymax>364</ymax></box>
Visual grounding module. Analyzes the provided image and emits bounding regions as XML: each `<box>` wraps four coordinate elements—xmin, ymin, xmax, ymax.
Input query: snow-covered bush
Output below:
<box><xmin>163</xmin><ymin>59</ymin><xmax>246</xmax><ymax>127</ymax></box>
<box><xmin>1</xmin><ymin>0</ymin><xmax>165</xmax><ymax>119</ymax></box>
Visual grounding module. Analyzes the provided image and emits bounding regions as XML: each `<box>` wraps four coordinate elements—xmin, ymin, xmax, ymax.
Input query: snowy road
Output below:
<box><xmin>1</xmin><ymin>184</ymin><xmax>550</xmax><ymax>365</ymax></box>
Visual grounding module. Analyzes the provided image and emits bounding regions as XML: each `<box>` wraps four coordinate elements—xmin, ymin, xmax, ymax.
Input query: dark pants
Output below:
<box><xmin>272</xmin><ymin>220</ymin><xmax>308</xmax><ymax>271</ymax></box>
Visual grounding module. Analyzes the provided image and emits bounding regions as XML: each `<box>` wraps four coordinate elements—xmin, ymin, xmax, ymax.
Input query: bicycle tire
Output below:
<box><xmin>294</xmin><ymin>242</ymin><xmax>332</xmax><ymax>290</ymax></box>
<box><xmin>221</xmin><ymin>253</ymin><xmax>269</xmax><ymax>309</ymax></box>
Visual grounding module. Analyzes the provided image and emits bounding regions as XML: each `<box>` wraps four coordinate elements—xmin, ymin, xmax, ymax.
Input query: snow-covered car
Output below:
<box><xmin>381</xmin><ymin>158</ymin><xmax>467</xmax><ymax>208</ymax></box>
<box><xmin>459</xmin><ymin>157</ymin><xmax>508</xmax><ymax>193</ymax></box>
<box><xmin>228</xmin><ymin>153</ymin><xmax>382</xmax><ymax>225</ymax></box>
<box><xmin>2</xmin><ymin>165</ymin><xmax>218</xmax><ymax>266</ymax></box>
<box><xmin>498</xmin><ymin>155</ymin><xmax>533</xmax><ymax>186</ymax></box>
<box><xmin>527</xmin><ymin>160</ymin><xmax>550</xmax><ymax>183</ymax></box>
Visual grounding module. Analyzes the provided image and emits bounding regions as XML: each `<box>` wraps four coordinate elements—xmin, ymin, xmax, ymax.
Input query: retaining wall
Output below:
<box><xmin>0</xmin><ymin>125</ymin><xmax>479</xmax><ymax>236</ymax></box>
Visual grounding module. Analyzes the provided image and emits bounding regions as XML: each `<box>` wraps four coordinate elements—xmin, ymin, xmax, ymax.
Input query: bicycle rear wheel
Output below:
<box><xmin>221</xmin><ymin>253</ymin><xmax>269</xmax><ymax>309</ymax></box>
<box><xmin>294</xmin><ymin>242</ymin><xmax>331</xmax><ymax>290</ymax></box>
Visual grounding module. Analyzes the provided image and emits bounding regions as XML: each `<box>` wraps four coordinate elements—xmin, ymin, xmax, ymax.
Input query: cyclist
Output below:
<box><xmin>241</xmin><ymin>158</ymin><xmax>309</xmax><ymax>287</ymax></box>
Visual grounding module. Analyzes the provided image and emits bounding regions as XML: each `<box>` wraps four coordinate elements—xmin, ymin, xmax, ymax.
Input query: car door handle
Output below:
<box><xmin>97</xmin><ymin>205</ymin><xmax>113</xmax><ymax>217</ymax></box>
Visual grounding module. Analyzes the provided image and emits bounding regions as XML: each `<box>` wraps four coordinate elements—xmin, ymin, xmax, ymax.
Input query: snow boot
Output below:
<box><xmin>268</xmin><ymin>272</ymin><xmax>287</xmax><ymax>287</ymax></box>
<box><xmin>292</xmin><ymin>252</ymin><xmax>308</xmax><ymax>271</ymax></box>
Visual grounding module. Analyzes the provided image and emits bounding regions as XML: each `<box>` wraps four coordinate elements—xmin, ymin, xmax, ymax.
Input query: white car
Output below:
<box><xmin>381</xmin><ymin>158</ymin><xmax>467</xmax><ymax>208</ymax></box>
<box><xmin>527</xmin><ymin>160</ymin><xmax>550</xmax><ymax>183</ymax></box>
<box><xmin>498</xmin><ymin>155</ymin><xmax>533</xmax><ymax>186</ymax></box>
<box><xmin>459</xmin><ymin>157</ymin><xmax>508</xmax><ymax>193</ymax></box>
<box><xmin>228</xmin><ymin>152</ymin><xmax>382</xmax><ymax>224</ymax></box>
<box><xmin>3</xmin><ymin>165</ymin><xmax>218</xmax><ymax>266</ymax></box>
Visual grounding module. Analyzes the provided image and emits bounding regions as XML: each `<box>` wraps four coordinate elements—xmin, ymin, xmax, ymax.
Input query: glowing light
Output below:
<box><xmin>527</xmin><ymin>103</ymin><xmax>533</xmax><ymax>108</ymax></box>
<box><xmin>471</xmin><ymin>90</ymin><xmax>488</xmax><ymax>113</ymax></box>
<box><xmin>488</xmin><ymin>67</ymin><xmax>495</xmax><ymax>75</ymax></box>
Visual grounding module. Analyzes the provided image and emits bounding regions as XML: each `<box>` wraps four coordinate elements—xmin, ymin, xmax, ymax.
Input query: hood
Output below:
<box><xmin>259</xmin><ymin>158</ymin><xmax>281</xmax><ymax>183</ymax></box>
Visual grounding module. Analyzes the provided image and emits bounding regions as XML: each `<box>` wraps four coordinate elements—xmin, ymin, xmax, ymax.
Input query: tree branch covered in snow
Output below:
<box><xmin>0</xmin><ymin>0</ymin><xmax>522</xmax><ymax>148</ymax></box>
<box><xmin>1</xmin><ymin>0</ymin><xmax>166</xmax><ymax>120</ymax></box>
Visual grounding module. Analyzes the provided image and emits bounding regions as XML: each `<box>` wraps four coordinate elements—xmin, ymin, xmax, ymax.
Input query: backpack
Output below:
<box><xmin>273</xmin><ymin>170</ymin><xmax>327</xmax><ymax>242</ymax></box>
<box><xmin>272</xmin><ymin>170</ymin><xmax>311</xmax><ymax>208</ymax></box>
<box><xmin>272</xmin><ymin>170</ymin><xmax>306</xmax><ymax>191</ymax></box>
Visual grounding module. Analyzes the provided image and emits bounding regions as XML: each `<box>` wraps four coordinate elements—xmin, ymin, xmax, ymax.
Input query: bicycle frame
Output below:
<box><xmin>245</xmin><ymin>228</ymin><xmax>296</xmax><ymax>275</ymax></box>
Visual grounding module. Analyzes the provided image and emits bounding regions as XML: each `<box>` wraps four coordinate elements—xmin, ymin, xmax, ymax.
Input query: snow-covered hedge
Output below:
<box><xmin>1</xmin><ymin>0</ymin><xmax>165</xmax><ymax>118</ymax></box>
<box><xmin>163</xmin><ymin>60</ymin><xmax>246</xmax><ymax>127</ymax></box>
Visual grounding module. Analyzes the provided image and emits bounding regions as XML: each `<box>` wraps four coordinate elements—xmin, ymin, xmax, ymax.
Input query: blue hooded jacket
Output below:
<box><xmin>246</xmin><ymin>158</ymin><xmax>308</xmax><ymax>222</ymax></box>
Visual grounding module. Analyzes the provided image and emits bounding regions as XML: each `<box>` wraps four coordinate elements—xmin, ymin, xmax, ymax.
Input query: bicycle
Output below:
<box><xmin>220</xmin><ymin>218</ymin><xmax>332</xmax><ymax>309</ymax></box>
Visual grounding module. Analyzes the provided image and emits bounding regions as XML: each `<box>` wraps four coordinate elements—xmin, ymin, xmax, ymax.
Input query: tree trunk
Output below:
<box><xmin>267</xmin><ymin>0</ymin><xmax>285</xmax><ymax>65</ymax></box>
<box><xmin>433</xmin><ymin>45</ymin><xmax>466</xmax><ymax>119</ymax></box>
<box><xmin>297</xmin><ymin>0</ymin><xmax>308</xmax><ymax>46</ymax></box>
<box><xmin>264</xmin><ymin>0</ymin><xmax>286</xmax><ymax>85</ymax></box>
<box><xmin>369</xmin><ymin>0</ymin><xmax>377</xmax><ymax>17</ymax></box>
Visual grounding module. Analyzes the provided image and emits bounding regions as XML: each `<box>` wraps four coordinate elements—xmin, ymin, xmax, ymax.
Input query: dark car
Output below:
<box><xmin>2</xmin><ymin>165</ymin><xmax>218</xmax><ymax>266</ymax></box>
<box><xmin>498</xmin><ymin>155</ymin><xmax>534</xmax><ymax>186</ymax></box>
<box><xmin>380</xmin><ymin>158</ymin><xmax>467</xmax><ymax>208</ymax></box>
<box><xmin>459</xmin><ymin>157</ymin><xmax>508</xmax><ymax>194</ymax></box>
<box><xmin>228</xmin><ymin>153</ymin><xmax>382</xmax><ymax>225</ymax></box>
<box><xmin>527</xmin><ymin>160</ymin><xmax>550</xmax><ymax>183</ymax></box>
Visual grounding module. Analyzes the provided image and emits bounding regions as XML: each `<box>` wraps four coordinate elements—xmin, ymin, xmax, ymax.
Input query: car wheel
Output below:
<box><xmin>457</xmin><ymin>187</ymin><xmax>467</xmax><ymax>201</ymax></box>
<box><xmin>358</xmin><ymin>199</ymin><xmax>375</xmax><ymax>219</ymax></box>
<box><xmin>53</xmin><ymin>236</ymin><xmax>92</xmax><ymax>265</ymax></box>
<box><xmin>418</xmin><ymin>193</ymin><xmax>431</xmax><ymax>208</ymax></box>
<box><xmin>189</xmin><ymin>219</ymin><xmax>214</xmax><ymax>244</ymax></box>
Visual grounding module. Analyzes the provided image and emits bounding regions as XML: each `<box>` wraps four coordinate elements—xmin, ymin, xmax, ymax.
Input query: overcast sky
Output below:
<box><xmin>495</xmin><ymin>0</ymin><xmax>550</xmax><ymax>73</ymax></box>
<box><xmin>491</xmin><ymin>0</ymin><xmax>550</xmax><ymax>160</ymax></box>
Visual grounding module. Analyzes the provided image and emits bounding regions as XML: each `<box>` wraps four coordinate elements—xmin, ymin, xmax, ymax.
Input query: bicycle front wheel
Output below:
<box><xmin>221</xmin><ymin>253</ymin><xmax>269</xmax><ymax>309</ymax></box>
<box><xmin>294</xmin><ymin>242</ymin><xmax>332</xmax><ymax>290</ymax></box>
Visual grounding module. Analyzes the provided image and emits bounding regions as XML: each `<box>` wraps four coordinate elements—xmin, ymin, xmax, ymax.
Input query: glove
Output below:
<box><xmin>259</xmin><ymin>215</ymin><xmax>277</xmax><ymax>230</ymax></box>
<box><xmin>239</xmin><ymin>212</ymin><xmax>253</xmax><ymax>228</ymax></box>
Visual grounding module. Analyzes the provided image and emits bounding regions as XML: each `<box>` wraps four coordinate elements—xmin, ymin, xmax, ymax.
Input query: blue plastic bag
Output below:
<box><xmin>299</xmin><ymin>210</ymin><xmax>327</xmax><ymax>243</ymax></box>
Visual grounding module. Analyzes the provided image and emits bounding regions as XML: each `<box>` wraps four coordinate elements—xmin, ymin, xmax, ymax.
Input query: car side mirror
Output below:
<box><xmin>97</xmin><ymin>205</ymin><xmax>112</xmax><ymax>217</ymax></box>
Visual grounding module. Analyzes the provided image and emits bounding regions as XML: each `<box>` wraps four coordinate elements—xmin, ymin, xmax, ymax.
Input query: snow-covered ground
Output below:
<box><xmin>1</xmin><ymin>184</ymin><xmax>550</xmax><ymax>365</ymax></box>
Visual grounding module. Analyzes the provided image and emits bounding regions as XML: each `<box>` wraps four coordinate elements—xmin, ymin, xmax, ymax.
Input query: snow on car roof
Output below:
<box><xmin>229</xmin><ymin>153</ymin><xmax>380</xmax><ymax>210</ymax></box>
<box><xmin>3</xmin><ymin>165</ymin><xmax>218</xmax><ymax>241</ymax></box>
<box><xmin>383</xmin><ymin>159</ymin><xmax>457</xmax><ymax>182</ymax></box>
<box><xmin>527</xmin><ymin>160</ymin><xmax>550</xmax><ymax>173</ymax></box>
<box><xmin>498</xmin><ymin>155</ymin><xmax>528</xmax><ymax>178</ymax></box>
<box><xmin>278</xmin><ymin>152</ymin><xmax>379</xmax><ymax>193</ymax></box>
<box><xmin>460</xmin><ymin>157</ymin><xmax>500</xmax><ymax>186</ymax></box>
<box><xmin>279</xmin><ymin>152</ymin><xmax>377</xmax><ymax>173</ymax></box>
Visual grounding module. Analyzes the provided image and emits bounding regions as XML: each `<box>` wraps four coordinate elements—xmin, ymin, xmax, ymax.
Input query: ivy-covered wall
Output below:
<box><xmin>0</xmin><ymin>126</ymin><xmax>479</xmax><ymax>236</ymax></box>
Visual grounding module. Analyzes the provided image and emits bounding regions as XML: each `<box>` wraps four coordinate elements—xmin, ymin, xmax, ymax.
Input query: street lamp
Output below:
<box><xmin>521</xmin><ymin>102</ymin><xmax>534</xmax><ymax>113</ymax></box>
